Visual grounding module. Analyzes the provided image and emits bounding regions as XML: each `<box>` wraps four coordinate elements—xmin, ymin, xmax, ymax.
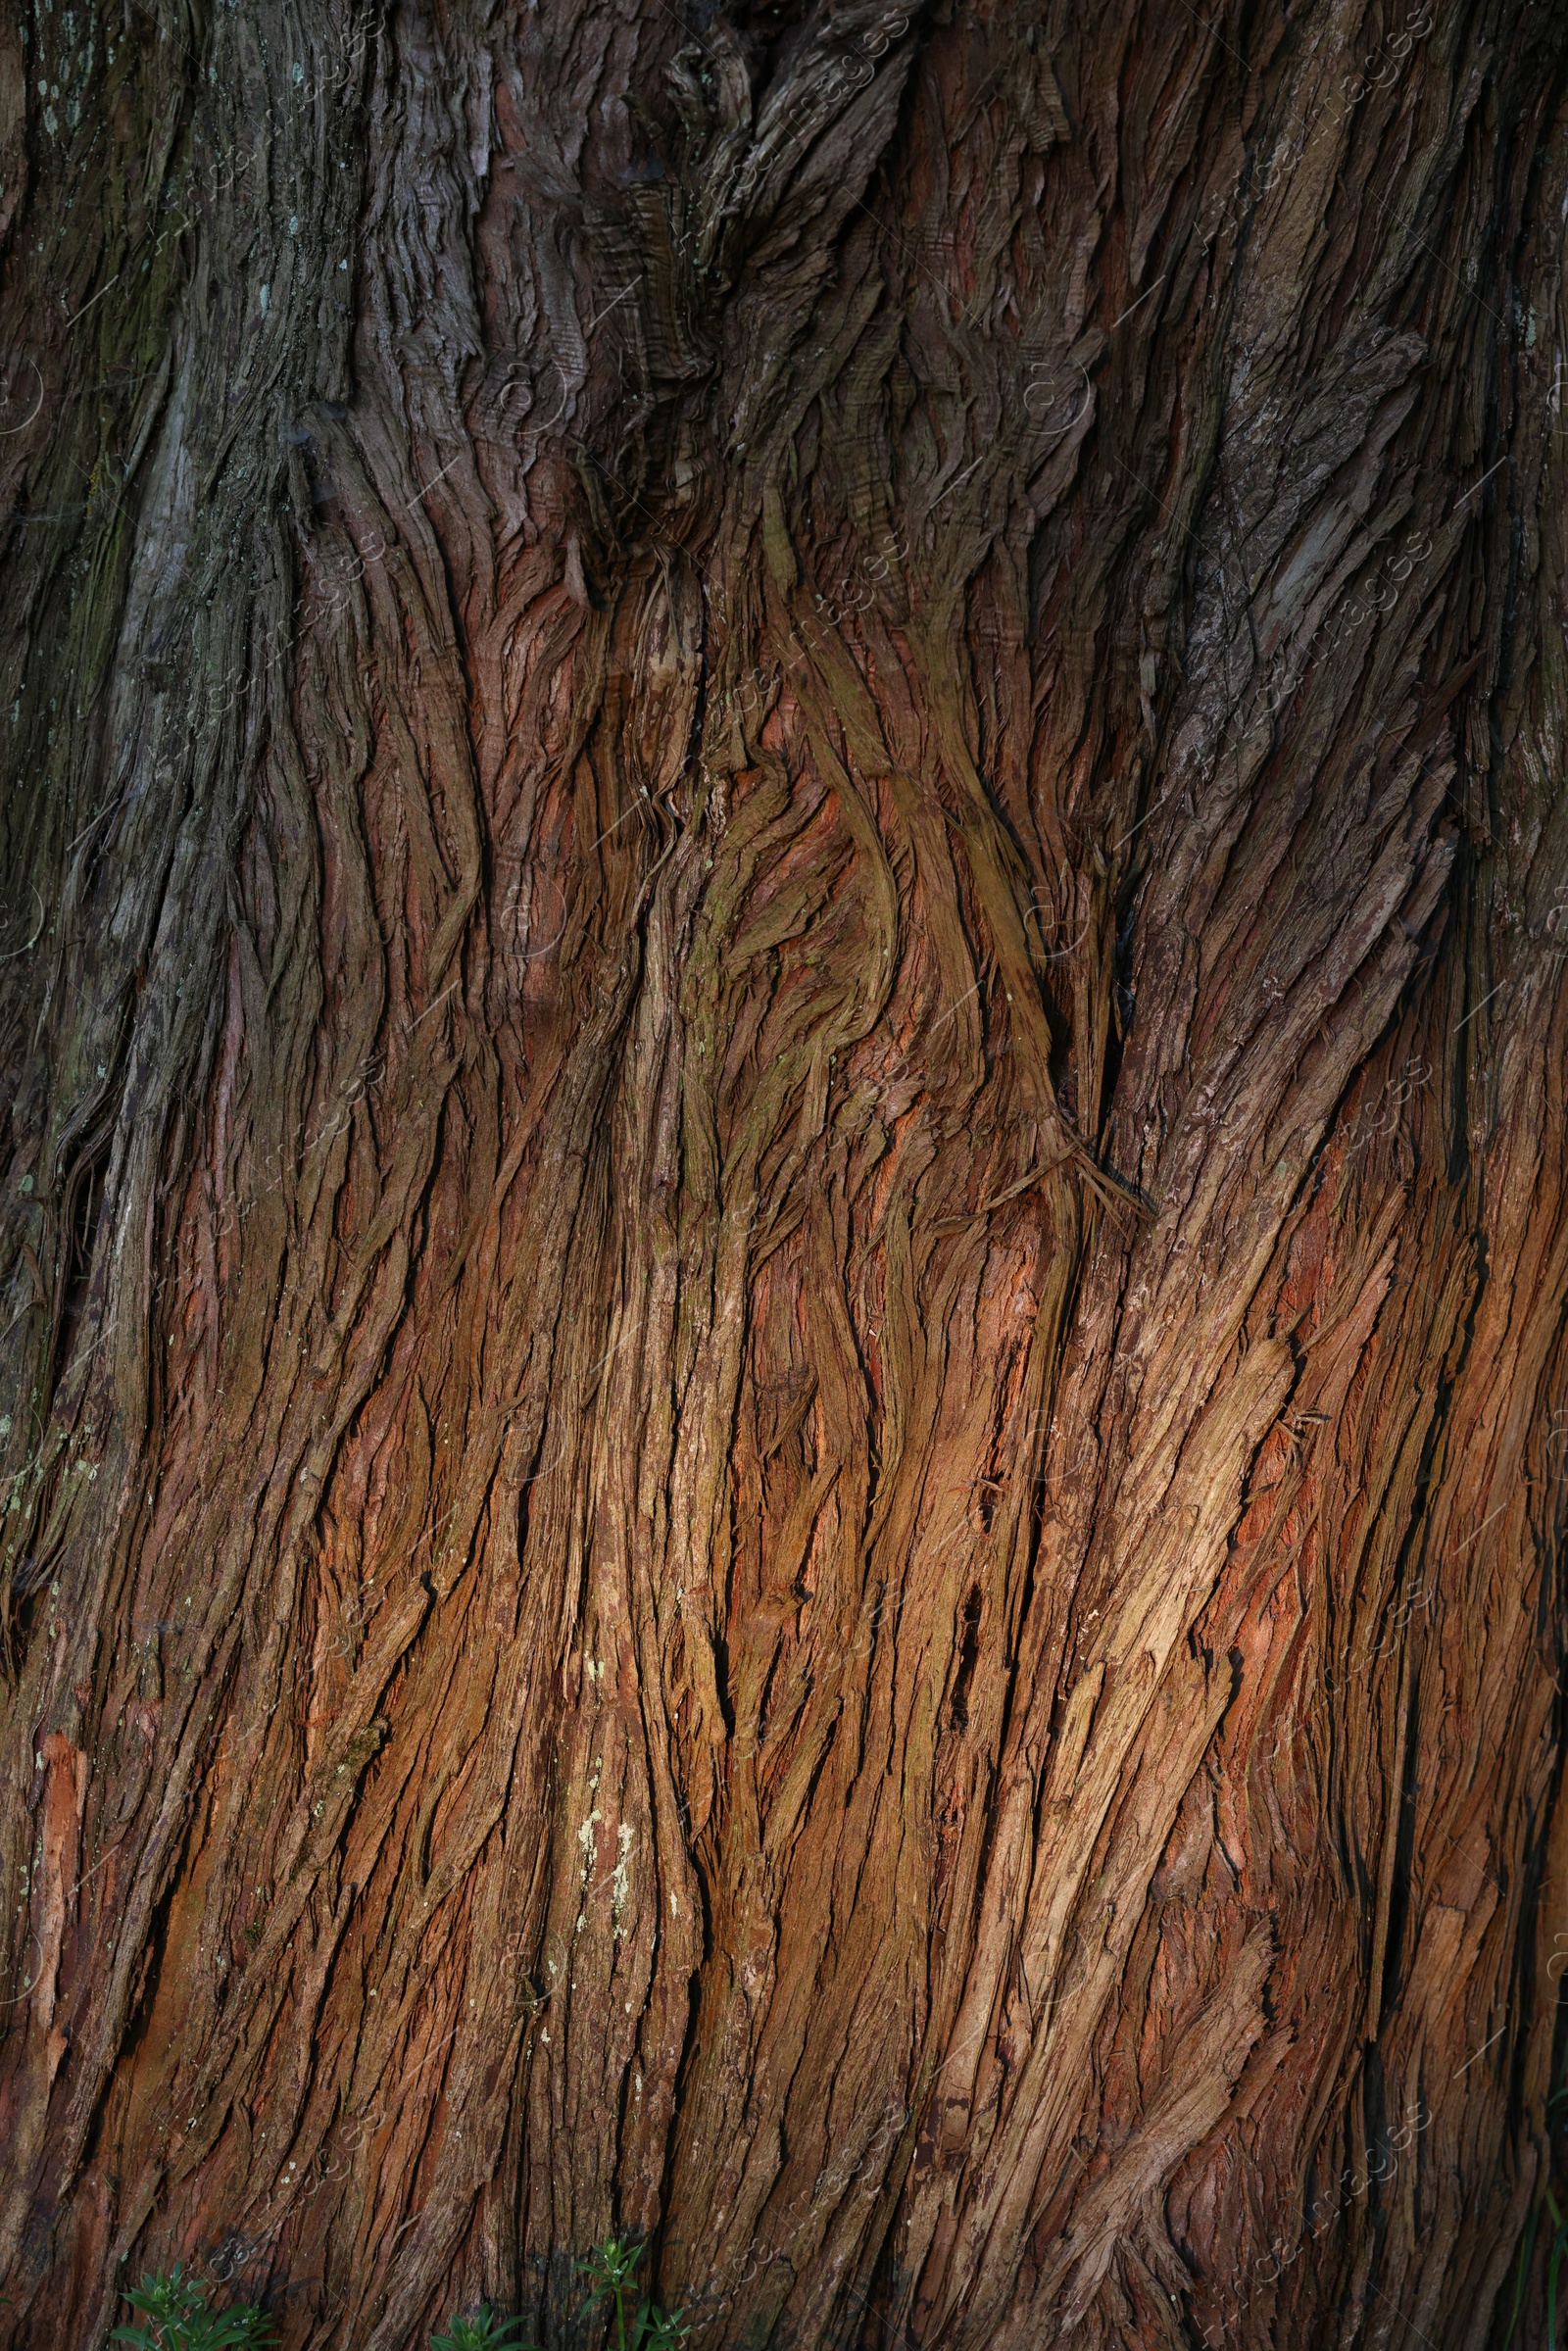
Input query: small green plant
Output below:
<box><xmin>576</xmin><ymin>2236</ymin><xmax>688</xmax><ymax>2351</ymax></box>
<box><xmin>632</xmin><ymin>2302</ymin><xmax>690</xmax><ymax>2351</ymax></box>
<box><xmin>579</xmin><ymin>2236</ymin><xmax>643</xmax><ymax>2351</ymax></box>
<box><xmin>1505</xmin><ymin>2189</ymin><xmax>1568</xmax><ymax>2351</ymax></box>
<box><xmin>430</xmin><ymin>2308</ymin><xmax>538</xmax><ymax>2351</ymax></box>
<box><xmin>113</xmin><ymin>2264</ymin><xmax>275</xmax><ymax>2351</ymax></box>
<box><xmin>1544</xmin><ymin>2191</ymin><xmax>1568</xmax><ymax>2351</ymax></box>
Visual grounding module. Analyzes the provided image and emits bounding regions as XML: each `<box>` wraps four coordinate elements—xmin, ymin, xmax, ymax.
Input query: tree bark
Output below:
<box><xmin>2</xmin><ymin>1</ymin><xmax>1566</xmax><ymax>2345</ymax></box>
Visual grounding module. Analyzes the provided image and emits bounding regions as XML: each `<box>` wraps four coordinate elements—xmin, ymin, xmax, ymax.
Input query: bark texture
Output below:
<box><xmin>2</xmin><ymin>1</ymin><xmax>1567</xmax><ymax>2346</ymax></box>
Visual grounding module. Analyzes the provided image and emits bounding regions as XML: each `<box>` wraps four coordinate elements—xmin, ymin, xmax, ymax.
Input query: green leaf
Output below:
<box><xmin>429</xmin><ymin>2307</ymin><xmax>539</xmax><ymax>2351</ymax></box>
<box><xmin>1502</xmin><ymin>2203</ymin><xmax>1541</xmax><ymax>2351</ymax></box>
<box><xmin>633</xmin><ymin>2297</ymin><xmax>691</xmax><ymax>2351</ymax></box>
<box><xmin>114</xmin><ymin>2267</ymin><xmax>275</xmax><ymax>2351</ymax></box>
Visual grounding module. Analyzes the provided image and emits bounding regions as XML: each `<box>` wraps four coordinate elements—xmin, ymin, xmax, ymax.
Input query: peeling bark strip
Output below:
<box><xmin>0</xmin><ymin>0</ymin><xmax>1566</xmax><ymax>2344</ymax></box>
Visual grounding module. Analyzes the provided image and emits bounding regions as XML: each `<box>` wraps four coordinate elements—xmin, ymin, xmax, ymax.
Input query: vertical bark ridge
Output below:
<box><xmin>0</xmin><ymin>2</ymin><xmax>1565</xmax><ymax>2347</ymax></box>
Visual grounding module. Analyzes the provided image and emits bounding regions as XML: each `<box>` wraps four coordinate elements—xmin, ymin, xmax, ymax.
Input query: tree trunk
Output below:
<box><xmin>2</xmin><ymin>1</ymin><xmax>1566</xmax><ymax>2344</ymax></box>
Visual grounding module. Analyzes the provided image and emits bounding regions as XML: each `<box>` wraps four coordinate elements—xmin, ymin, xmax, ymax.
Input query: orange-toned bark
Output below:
<box><xmin>1</xmin><ymin>4</ymin><xmax>1566</xmax><ymax>2347</ymax></box>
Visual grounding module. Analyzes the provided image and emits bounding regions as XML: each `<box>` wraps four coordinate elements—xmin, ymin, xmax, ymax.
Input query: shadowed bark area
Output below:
<box><xmin>2</xmin><ymin>1</ymin><xmax>1567</xmax><ymax>2345</ymax></box>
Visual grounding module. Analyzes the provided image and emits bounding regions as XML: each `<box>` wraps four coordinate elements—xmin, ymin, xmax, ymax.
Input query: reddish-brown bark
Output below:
<box><xmin>2</xmin><ymin>2</ymin><xmax>1567</xmax><ymax>2346</ymax></box>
